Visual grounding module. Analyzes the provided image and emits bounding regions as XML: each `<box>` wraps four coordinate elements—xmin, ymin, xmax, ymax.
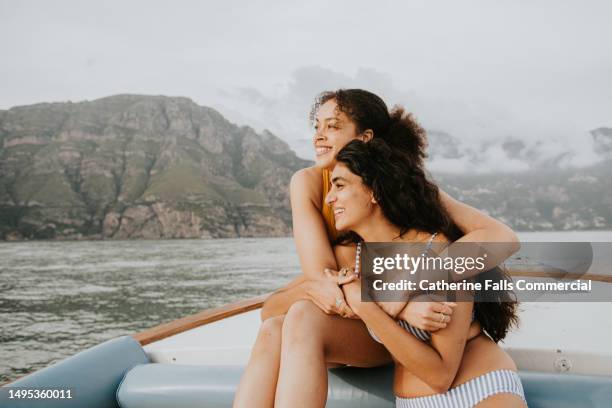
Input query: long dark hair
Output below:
<box><xmin>336</xmin><ymin>138</ymin><xmax>519</xmax><ymax>343</ymax></box>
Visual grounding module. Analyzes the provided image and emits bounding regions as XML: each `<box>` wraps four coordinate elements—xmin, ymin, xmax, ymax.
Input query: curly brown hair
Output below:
<box><xmin>310</xmin><ymin>89</ymin><xmax>428</xmax><ymax>162</ymax></box>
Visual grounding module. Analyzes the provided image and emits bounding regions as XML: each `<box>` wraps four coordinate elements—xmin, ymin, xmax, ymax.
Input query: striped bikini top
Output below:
<box><xmin>396</xmin><ymin>232</ymin><xmax>439</xmax><ymax>342</ymax></box>
<box><xmin>397</xmin><ymin>319</ymin><xmax>432</xmax><ymax>342</ymax></box>
<box><xmin>397</xmin><ymin>303</ymin><xmax>477</xmax><ymax>343</ymax></box>
<box><xmin>363</xmin><ymin>232</ymin><xmax>446</xmax><ymax>343</ymax></box>
<box><xmin>395</xmin><ymin>230</ymin><xmax>477</xmax><ymax>343</ymax></box>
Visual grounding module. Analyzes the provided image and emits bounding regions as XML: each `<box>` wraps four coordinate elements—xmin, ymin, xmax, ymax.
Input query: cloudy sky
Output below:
<box><xmin>1</xmin><ymin>0</ymin><xmax>610</xmax><ymax>171</ymax></box>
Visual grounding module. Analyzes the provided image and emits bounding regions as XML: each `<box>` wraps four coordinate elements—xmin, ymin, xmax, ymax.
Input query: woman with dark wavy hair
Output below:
<box><xmin>233</xmin><ymin>90</ymin><xmax>520</xmax><ymax>407</ymax></box>
<box><xmin>324</xmin><ymin>138</ymin><xmax>525</xmax><ymax>407</ymax></box>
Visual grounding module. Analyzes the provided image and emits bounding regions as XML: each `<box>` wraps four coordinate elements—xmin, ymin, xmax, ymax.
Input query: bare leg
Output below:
<box><xmin>233</xmin><ymin>315</ymin><xmax>284</xmax><ymax>408</ymax></box>
<box><xmin>274</xmin><ymin>300</ymin><xmax>392</xmax><ymax>408</ymax></box>
<box><xmin>476</xmin><ymin>393</ymin><xmax>527</xmax><ymax>407</ymax></box>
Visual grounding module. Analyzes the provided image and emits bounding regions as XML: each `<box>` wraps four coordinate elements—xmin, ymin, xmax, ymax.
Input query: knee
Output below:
<box><xmin>253</xmin><ymin>315</ymin><xmax>284</xmax><ymax>355</ymax></box>
<box><xmin>281</xmin><ymin>300</ymin><xmax>325</xmax><ymax>346</ymax></box>
<box><xmin>284</xmin><ymin>300</ymin><xmax>322</xmax><ymax>328</ymax></box>
<box><xmin>260</xmin><ymin>315</ymin><xmax>284</xmax><ymax>338</ymax></box>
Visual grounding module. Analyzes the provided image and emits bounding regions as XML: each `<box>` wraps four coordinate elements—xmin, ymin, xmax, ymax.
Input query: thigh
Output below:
<box><xmin>324</xmin><ymin>317</ymin><xmax>392</xmax><ymax>367</ymax></box>
<box><xmin>475</xmin><ymin>393</ymin><xmax>527</xmax><ymax>408</ymax></box>
<box><xmin>289</xmin><ymin>300</ymin><xmax>391</xmax><ymax>367</ymax></box>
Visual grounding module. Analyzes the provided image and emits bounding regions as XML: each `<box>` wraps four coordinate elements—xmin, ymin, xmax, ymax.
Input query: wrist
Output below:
<box><xmin>348</xmin><ymin>293</ymin><xmax>370</xmax><ymax>316</ymax></box>
<box><xmin>354</xmin><ymin>300</ymin><xmax>377</xmax><ymax>319</ymax></box>
<box><xmin>397</xmin><ymin>307</ymin><xmax>411</xmax><ymax>324</ymax></box>
<box><xmin>302</xmin><ymin>279</ymin><xmax>315</xmax><ymax>300</ymax></box>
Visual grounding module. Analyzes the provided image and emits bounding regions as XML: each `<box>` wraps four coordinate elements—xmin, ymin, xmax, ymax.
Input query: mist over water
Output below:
<box><xmin>2</xmin><ymin>231</ymin><xmax>612</xmax><ymax>383</ymax></box>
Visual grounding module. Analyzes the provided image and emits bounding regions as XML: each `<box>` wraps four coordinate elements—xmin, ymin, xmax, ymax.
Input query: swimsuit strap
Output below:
<box><xmin>358</xmin><ymin>233</ymin><xmax>438</xmax><ymax>276</ymax></box>
<box><xmin>425</xmin><ymin>232</ymin><xmax>438</xmax><ymax>251</ymax></box>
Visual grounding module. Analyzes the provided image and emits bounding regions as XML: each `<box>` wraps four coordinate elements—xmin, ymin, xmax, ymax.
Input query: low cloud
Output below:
<box><xmin>213</xmin><ymin>66</ymin><xmax>603</xmax><ymax>173</ymax></box>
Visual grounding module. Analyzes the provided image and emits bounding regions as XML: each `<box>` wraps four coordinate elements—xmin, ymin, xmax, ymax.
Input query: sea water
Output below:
<box><xmin>1</xmin><ymin>231</ymin><xmax>611</xmax><ymax>383</ymax></box>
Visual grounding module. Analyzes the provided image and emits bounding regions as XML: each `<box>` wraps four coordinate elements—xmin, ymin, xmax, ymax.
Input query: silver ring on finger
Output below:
<box><xmin>439</xmin><ymin>312</ymin><xmax>445</xmax><ymax>323</ymax></box>
<box><xmin>336</xmin><ymin>298</ymin><xmax>344</xmax><ymax>308</ymax></box>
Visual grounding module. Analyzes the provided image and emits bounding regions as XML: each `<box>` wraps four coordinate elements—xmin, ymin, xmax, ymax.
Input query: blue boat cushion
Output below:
<box><xmin>0</xmin><ymin>336</ymin><xmax>149</xmax><ymax>408</ymax></box>
<box><xmin>520</xmin><ymin>371</ymin><xmax>612</xmax><ymax>408</ymax></box>
<box><xmin>117</xmin><ymin>364</ymin><xmax>394</xmax><ymax>408</ymax></box>
<box><xmin>117</xmin><ymin>364</ymin><xmax>612</xmax><ymax>408</ymax></box>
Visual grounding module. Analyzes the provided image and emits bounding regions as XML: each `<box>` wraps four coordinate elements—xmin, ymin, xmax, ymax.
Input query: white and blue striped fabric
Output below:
<box><xmin>367</xmin><ymin>319</ymin><xmax>431</xmax><ymax>343</ymax></box>
<box><xmin>366</xmin><ymin>232</ymin><xmax>437</xmax><ymax>344</ymax></box>
<box><xmin>395</xmin><ymin>369</ymin><xmax>526</xmax><ymax>408</ymax></box>
<box><xmin>397</xmin><ymin>319</ymin><xmax>431</xmax><ymax>342</ymax></box>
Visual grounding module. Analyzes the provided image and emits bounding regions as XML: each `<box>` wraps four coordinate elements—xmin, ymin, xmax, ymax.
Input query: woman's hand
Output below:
<box><xmin>340</xmin><ymin>274</ymin><xmax>362</xmax><ymax>316</ymax></box>
<box><xmin>397</xmin><ymin>294</ymin><xmax>456</xmax><ymax>332</ymax></box>
<box><xmin>305</xmin><ymin>269</ymin><xmax>357</xmax><ymax>318</ymax></box>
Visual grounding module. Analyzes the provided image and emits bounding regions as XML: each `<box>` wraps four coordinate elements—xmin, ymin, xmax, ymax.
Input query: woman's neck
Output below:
<box><xmin>353</xmin><ymin>211</ymin><xmax>429</xmax><ymax>243</ymax></box>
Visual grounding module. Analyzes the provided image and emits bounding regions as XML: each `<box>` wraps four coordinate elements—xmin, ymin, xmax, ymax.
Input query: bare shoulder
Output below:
<box><xmin>291</xmin><ymin>166</ymin><xmax>322</xmax><ymax>187</ymax></box>
<box><xmin>290</xmin><ymin>166</ymin><xmax>324</xmax><ymax>205</ymax></box>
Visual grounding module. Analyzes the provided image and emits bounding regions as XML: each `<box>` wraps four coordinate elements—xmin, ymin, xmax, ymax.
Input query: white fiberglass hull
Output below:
<box><xmin>144</xmin><ymin>301</ymin><xmax>612</xmax><ymax>376</ymax></box>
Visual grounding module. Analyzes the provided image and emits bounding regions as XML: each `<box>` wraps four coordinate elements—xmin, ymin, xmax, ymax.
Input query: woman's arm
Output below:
<box><xmin>347</xmin><ymin>282</ymin><xmax>473</xmax><ymax>393</ymax></box>
<box><xmin>439</xmin><ymin>190</ymin><xmax>520</xmax><ymax>279</ymax></box>
<box><xmin>260</xmin><ymin>168</ymin><xmax>352</xmax><ymax>319</ymax></box>
<box><xmin>290</xmin><ymin>168</ymin><xmax>339</xmax><ymax>279</ymax></box>
<box><xmin>334</xmin><ymin>241</ymin><xmax>458</xmax><ymax>327</ymax></box>
<box><xmin>261</xmin><ymin>276</ymin><xmax>308</xmax><ymax>320</ymax></box>
<box><xmin>440</xmin><ymin>189</ymin><xmax>519</xmax><ymax>247</ymax></box>
<box><xmin>260</xmin><ymin>274</ymin><xmax>356</xmax><ymax>321</ymax></box>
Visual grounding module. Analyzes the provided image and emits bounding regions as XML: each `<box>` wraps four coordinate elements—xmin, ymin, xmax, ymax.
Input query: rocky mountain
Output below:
<box><xmin>428</xmin><ymin>127</ymin><xmax>612</xmax><ymax>231</ymax></box>
<box><xmin>1</xmin><ymin>95</ymin><xmax>610</xmax><ymax>241</ymax></box>
<box><xmin>0</xmin><ymin>95</ymin><xmax>311</xmax><ymax>240</ymax></box>
<box><xmin>434</xmin><ymin>159</ymin><xmax>612</xmax><ymax>231</ymax></box>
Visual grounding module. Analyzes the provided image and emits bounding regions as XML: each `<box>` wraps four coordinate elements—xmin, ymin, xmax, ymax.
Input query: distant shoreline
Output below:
<box><xmin>2</xmin><ymin>229</ymin><xmax>612</xmax><ymax>244</ymax></box>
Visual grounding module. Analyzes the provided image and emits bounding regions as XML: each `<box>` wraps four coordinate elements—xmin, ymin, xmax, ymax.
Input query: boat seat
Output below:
<box><xmin>117</xmin><ymin>363</ymin><xmax>394</xmax><ymax>408</ymax></box>
<box><xmin>520</xmin><ymin>371</ymin><xmax>612</xmax><ymax>407</ymax></box>
<box><xmin>116</xmin><ymin>363</ymin><xmax>612</xmax><ymax>407</ymax></box>
<box><xmin>0</xmin><ymin>336</ymin><xmax>149</xmax><ymax>408</ymax></box>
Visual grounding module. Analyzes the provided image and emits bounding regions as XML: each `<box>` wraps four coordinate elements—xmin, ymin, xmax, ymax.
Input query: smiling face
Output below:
<box><xmin>313</xmin><ymin>99</ymin><xmax>361</xmax><ymax>169</ymax></box>
<box><xmin>324</xmin><ymin>163</ymin><xmax>377</xmax><ymax>232</ymax></box>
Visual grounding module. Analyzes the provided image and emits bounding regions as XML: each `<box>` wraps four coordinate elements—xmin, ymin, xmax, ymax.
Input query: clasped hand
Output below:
<box><xmin>305</xmin><ymin>267</ymin><xmax>359</xmax><ymax>318</ymax></box>
<box><xmin>307</xmin><ymin>268</ymin><xmax>456</xmax><ymax>332</ymax></box>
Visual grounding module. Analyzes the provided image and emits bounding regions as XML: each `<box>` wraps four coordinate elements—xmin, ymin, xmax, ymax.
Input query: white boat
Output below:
<box><xmin>2</xmin><ymin>267</ymin><xmax>612</xmax><ymax>408</ymax></box>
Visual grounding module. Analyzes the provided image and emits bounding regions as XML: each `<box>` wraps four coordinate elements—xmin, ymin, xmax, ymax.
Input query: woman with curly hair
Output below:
<box><xmin>233</xmin><ymin>90</ymin><xmax>520</xmax><ymax>407</ymax></box>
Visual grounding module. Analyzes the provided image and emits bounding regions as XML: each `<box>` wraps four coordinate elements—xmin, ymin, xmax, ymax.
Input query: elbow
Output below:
<box><xmin>503</xmin><ymin>225</ymin><xmax>521</xmax><ymax>255</ymax></box>
<box><xmin>509</xmin><ymin>239</ymin><xmax>521</xmax><ymax>256</ymax></box>
<box><xmin>395</xmin><ymin>358</ymin><xmax>453</xmax><ymax>393</ymax></box>
<box><xmin>401</xmin><ymin>362</ymin><xmax>454</xmax><ymax>394</ymax></box>
<box><xmin>492</xmin><ymin>221</ymin><xmax>520</xmax><ymax>255</ymax></box>
<box><xmin>429</xmin><ymin>375</ymin><xmax>454</xmax><ymax>394</ymax></box>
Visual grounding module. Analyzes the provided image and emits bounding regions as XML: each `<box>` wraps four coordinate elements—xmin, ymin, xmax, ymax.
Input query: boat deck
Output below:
<box><xmin>144</xmin><ymin>301</ymin><xmax>612</xmax><ymax>376</ymax></box>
